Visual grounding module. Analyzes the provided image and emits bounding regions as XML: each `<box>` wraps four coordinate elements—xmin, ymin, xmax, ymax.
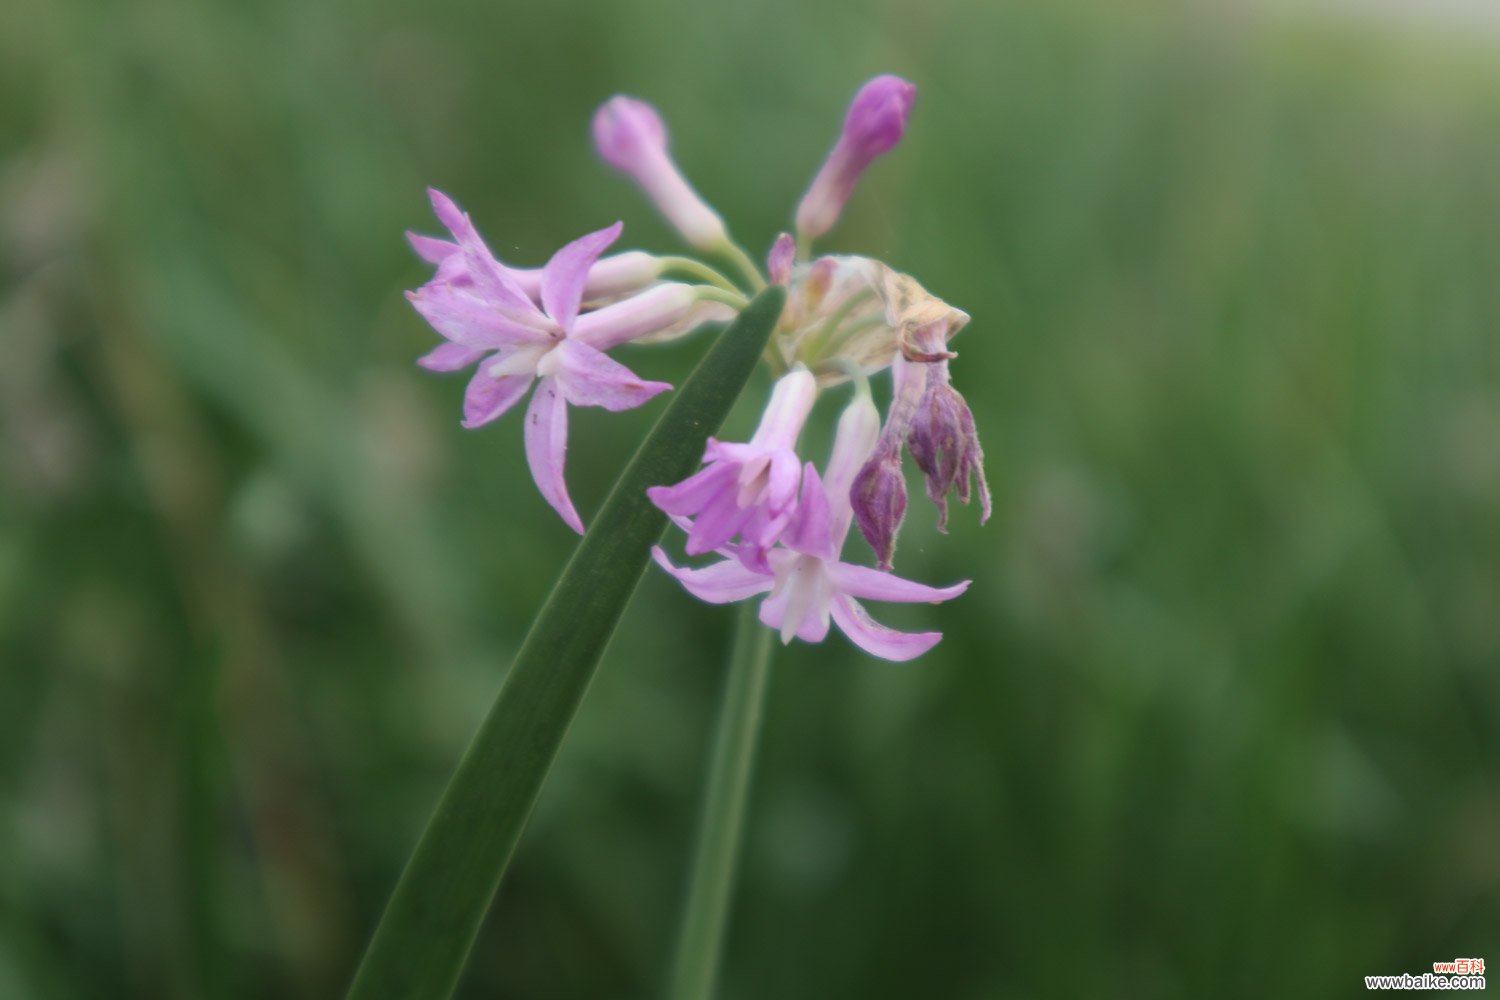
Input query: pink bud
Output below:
<box><xmin>592</xmin><ymin>96</ymin><xmax>728</xmax><ymax>251</ymax></box>
<box><xmin>768</xmin><ymin>233</ymin><xmax>796</xmax><ymax>286</ymax></box>
<box><xmin>795</xmin><ymin>75</ymin><xmax>917</xmax><ymax>241</ymax></box>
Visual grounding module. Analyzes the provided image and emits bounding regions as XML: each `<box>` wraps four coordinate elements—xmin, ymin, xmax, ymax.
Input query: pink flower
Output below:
<box><xmin>652</xmin><ymin>395</ymin><xmax>969</xmax><ymax>662</ymax></box>
<box><xmin>593</xmin><ymin>96</ymin><xmax>728</xmax><ymax>251</ymax></box>
<box><xmin>795</xmin><ymin>75</ymin><xmax>917</xmax><ymax>242</ymax></box>
<box><xmin>408</xmin><ymin>188</ymin><xmax>687</xmax><ymax>533</ymax></box>
<box><xmin>647</xmin><ymin>367</ymin><xmax>817</xmax><ymax>564</ymax></box>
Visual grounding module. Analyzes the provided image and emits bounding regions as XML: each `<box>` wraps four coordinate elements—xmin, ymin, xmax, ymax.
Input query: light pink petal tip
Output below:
<box><xmin>418</xmin><ymin>342</ymin><xmax>488</xmax><ymax>373</ymax></box>
<box><xmin>829</xmin><ymin>594</ymin><xmax>942</xmax><ymax>662</ymax></box>
<box><xmin>523</xmin><ymin>378</ymin><xmax>584</xmax><ymax>533</ymax></box>
<box><xmin>827</xmin><ymin>563</ymin><xmax>970</xmax><ymax>604</ymax></box>
<box><xmin>541</xmin><ymin>221</ymin><xmax>624</xmax><ymax>331</ymax></box>
<box><xmin>407</xmin><ymin>232</ymin><xmax>459</xmax><ymax>264</ymax></box>
<box><xmin>424</xmin><ymin>188</ymin><xmax>541</xmax><ymax>317</ymax></box>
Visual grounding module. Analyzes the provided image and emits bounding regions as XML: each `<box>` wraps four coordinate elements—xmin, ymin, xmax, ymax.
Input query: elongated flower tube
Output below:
<box><xmin>652</xmin><ymin>394</ymin><xmax>969</xmax><ymax>661</ymax></box>
<box><xmin>648</xmin><ymin>366</ymin><xmax>817</xmax><ymax>564</ymax></box>
<box><xmin>795</xmin><ymin>75</ymin><xmax>917</xmax><ymax>243</ymax></box>
<box><xmin>409</xmin><ymin>188</ymin><xmax>698</xmax><ymax>533</ymax></box>
<box><xmin>593</xmin><ymin>96</ymin><xmax>729</xmax><ymax>252</ymax></box>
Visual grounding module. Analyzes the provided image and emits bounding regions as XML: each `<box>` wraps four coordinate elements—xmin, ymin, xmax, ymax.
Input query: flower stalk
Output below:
<box><xmin>665</xmin><ymin>601</ymin><xmax>775</xmax><ymax>1000</ymax></box>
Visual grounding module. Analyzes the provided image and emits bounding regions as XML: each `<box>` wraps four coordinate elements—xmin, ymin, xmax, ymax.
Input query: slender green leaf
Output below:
<box><xmin>345</xmin><ymin>287</ymin><xmax>786</xmax><ymax>1000</ymax></box>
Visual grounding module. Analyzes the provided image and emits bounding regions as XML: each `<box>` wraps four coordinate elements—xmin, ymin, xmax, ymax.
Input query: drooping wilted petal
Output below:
<box><xmin>547</xmin><ymin>339</ymin><xmax>671</xmax><ymax>412</ymax></box>
<box><xmin>541</xmin><ymin>221</ymin><xmax>624</xmax><ymax>331</ymax></box>
<box><xmin>850</xmin><ymin>440</ymin><xmax>907</xmax><ymax>571</ymax></box>
<box><xmin>523</xmin><ymin>377</ymin><xmax>584</xmax><ymax>533</ymax></box>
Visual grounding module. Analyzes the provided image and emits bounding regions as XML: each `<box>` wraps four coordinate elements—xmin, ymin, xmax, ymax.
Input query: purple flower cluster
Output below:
<box><xmin>406</xmin><ymin>75</ymin><xmax>988</xmax><ymax>660</ymax></box>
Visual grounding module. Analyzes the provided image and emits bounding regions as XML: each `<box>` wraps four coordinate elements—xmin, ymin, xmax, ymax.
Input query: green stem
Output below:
<box><xmin>715</xmin><ymin>241</ymin><xmax>768</xmax><ymax>293</ymax></box>
<box><xmin>666</xmin><ymin>602</ymin><xmax>775</xmax><ymax>1000</ymax></box>
<box><xmin>660</xmin><ymin>256</ymin><xmax>744</xmax><ymax>295</ymax></box>
<box><xmin>695</xmin><ymin>286</ymin><xmax>751</xmax><ymax>310</ymax></box>
<box><xmin>344</xmin><ymin>288</ymin><xmax>786</xmax><ymax>1000</ymax></box>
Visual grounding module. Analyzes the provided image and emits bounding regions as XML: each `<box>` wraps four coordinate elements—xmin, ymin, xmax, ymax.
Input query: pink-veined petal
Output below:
<box><xmin>766</xmin><ymin>449</ymin><xmax>803</xmax><ymax>513</ymax></box>
<box><xmin>406</xmin><ymin>283</ymin><xmax>551</xmax><ymax>349</ymax></box>
<box><xmin>784</xmin><ymin>463</ymin><xmax>835</xmax><ymax>558</ymax></box>
<box><xmin>523</xmin><ymin>377</ymin><xmax>584</xmax><ymax>533</ymax></box>
<box><xmin>829</xmin><ymin>594</ymin><xmax>941</xmax><ymax>662</ymax></box>
<box><xmin>426</xmin><ymin>188</ymin><xmax>545</xmax><ymax>320</ymax></box>
<box><xmin>407</xmin><ymin>232</ymin><xmax>459</xmax><ymax>264</ymax></box>
<box><xmin>461</xmin><ymin>368</ymin><xmax>533</xmax><ymax>429</ymax></box>
<box><xmin>827</xmin><ymin>562</ymin><xmax>970</xmax><ymax>604</ymax></box>
<box><xmin>418</xmin><ymin>341</ymin><xmax>488</xmax><ymax>372</ymax></box>
<box><xmin>549</xmin><ymin>339</ymin><xmax>671</xmax><ymax>412</ymax></box>
<box><xmin>685</xmin><ymin>485</ymin><xmax>754</xmax><ymax>555</ymax></box>
<box><xmin>647</xmin><ymin>461</ymin><xmax>738</xmax><ymax>516</ymax></box>
<box><xmin>541</xmin><ymin>221</ymin><xmax>623</xmax><ymax>332</ymax></box>
<box><xmin>650</xmin><ymin>547</ymin><xmax>774</xmax><ymax>604</ymax></box>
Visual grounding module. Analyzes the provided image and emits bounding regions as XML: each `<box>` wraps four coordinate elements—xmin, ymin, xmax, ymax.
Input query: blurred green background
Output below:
<box><xmin>3</xmin><ymin>0</ymin><xmax>1498</xmax><ymax>996</ymax></box>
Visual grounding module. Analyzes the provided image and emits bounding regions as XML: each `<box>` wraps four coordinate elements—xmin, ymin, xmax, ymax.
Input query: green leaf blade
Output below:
<box><xmin>346</xmin><ymin>286</ymin><xmax>786</xmax><ymax>1000</ymax></box>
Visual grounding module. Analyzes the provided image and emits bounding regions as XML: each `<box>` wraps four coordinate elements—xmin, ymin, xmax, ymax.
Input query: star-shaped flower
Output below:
<box><xmin>408</xmin><ymin>189</ymin><xmax>679</xmax><ymax>533</ymax></box>
<box><xmin>651</xmin><ymin>395</ymin><xmax>969</xmax><ymax>661</ymax></box>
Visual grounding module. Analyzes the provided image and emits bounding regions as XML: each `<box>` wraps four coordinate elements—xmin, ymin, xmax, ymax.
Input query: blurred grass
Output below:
<box><xmin>2</xmin><ymin>0</ymin><xmax>1498</xmax><ymax>998</ymax></box>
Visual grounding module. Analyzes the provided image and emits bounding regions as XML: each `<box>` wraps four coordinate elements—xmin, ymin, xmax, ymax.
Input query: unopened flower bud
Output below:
<box><xmin>768</xmin><ymin>233</ymin><xmax>796</xmax><ymax>286</ymax></box>
<box><xmin>592</xmin><ymin>96</ymin><xmax>728</xmax><ymax>251</ymax></box>
<box><xmin>795</xmin><ymin>75</ymin><xmax>916</xmax><ymax>242</ymax></box>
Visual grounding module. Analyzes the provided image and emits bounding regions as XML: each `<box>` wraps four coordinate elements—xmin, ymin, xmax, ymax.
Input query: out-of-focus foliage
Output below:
<box><xmin>1</xmin><ymin>0</ymin><xmax>1497</xmax><ymax>997</ymax></box>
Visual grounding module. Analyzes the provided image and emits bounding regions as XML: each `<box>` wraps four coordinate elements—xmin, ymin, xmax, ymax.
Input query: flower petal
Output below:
<box><xmin>647</xmin><ymin>461</ymin><xmax>738</xmax><ymax>516</ymax></box>
<box><xmin>418</xmin><ymin>341</ymin><xmax>488</xmax><ymax>372</ymax></box>
<box><xmin>829</xmin><ymin>594</ymin><xmax>941</xmax><ymax>662</ymax></box>
<box><xmin>827</xmin><ymin>562</ymin><xmax>970</xmax><ymax>604</ymax></box>
<box><xmin>650</xmin><ymin>547</ymin><xmax>774</xmax><ymax>604</ymax></box>
<box><xmin>758</xmin><ymin>558</ymin><xmax>831</xmax><ymax>644</ymax></box>
<box><xmin>685</xmin><ymin>485</ymin><xmax>755</xmax><ymax>555</ymax></box>
<box><xmin>407</xmin><ymin>231</ymin><xmax>459</xmax><ymax>264</ymax></box>
<box><xmin>541</xmin><ymin>221</ymin><xmax>623</xmax><ymax>332</ymax></box>
<box><xmin>549</xmin><ymin>339</ymin><xmax>671</xmax><ymax>412</ymax></box>
<box><xmin>784</xmin><ymin>463</ymin><xmax>835</xmax><ymax>558</ymax></box>
<box><xmin>523</xmin><ymin>377</ymin><xmax>584</xmax><ymax>533</ymax></box>
<box><xmin>426</xmin><ymin>188</ymin><xmax>545</xmax><ymax>320</ymax></box>
<box><xmin>462</xmin><ymin>368</ymin><xmax>533</xmax><ymax>429</ymax></box>
<box><xmin>406</xmin><ymin>283</ymin><xmax>551</xmax><ymax>349</ymax></box>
